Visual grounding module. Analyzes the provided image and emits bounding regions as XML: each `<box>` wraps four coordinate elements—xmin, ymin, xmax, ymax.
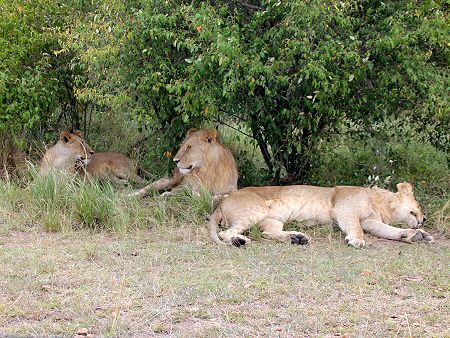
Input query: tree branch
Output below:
<box><xmin>212</xmin><ymin>116</ymin><xmax>254</xmax><ymax>139</ymax></box>
<box><xmin>250</xmin><ymin>126</ymin><xmax>273</xmax><ymax>173</ymax></box>
<box><xmin>237</xmin><ymin>1</ymin><xmax>264</xmax><ymax>11</ymax></box>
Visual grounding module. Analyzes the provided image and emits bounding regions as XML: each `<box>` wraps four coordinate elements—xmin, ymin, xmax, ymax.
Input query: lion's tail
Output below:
<box><xmin>209</xmin><ymin>207</ymin><xmax>226</xmax><ymax>245</ymax></box>
<box><xmin>136</xmin><ymin>166</ymin><xmax>156</xmax><ymax>180</ymax></box>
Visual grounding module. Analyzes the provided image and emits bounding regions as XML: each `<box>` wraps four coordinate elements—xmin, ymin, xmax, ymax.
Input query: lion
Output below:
<box><xmin>82</xmin><ymin>151</ymin><xmax>148</xmax><ymax>185</ymax></box>
<box><xmin>39</xmin><ymin>131</ymin><xmax>94</xmax><ymax>175</ymax></box>
<box><xmin>129</xmin><ymin>128</ymin><xmax>238</xmax><ymax>198</ymax></box>
<box><xmin>209</xmin><ymin>182</ymin><xmax>434</xmax><ymax>248</ymax></box>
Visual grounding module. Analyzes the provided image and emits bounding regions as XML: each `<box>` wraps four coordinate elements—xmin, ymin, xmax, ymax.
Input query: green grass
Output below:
<box><xmin>0</xmin><ymin>168</ymin><xmax>153</xmax><ymax>233</ymax></box>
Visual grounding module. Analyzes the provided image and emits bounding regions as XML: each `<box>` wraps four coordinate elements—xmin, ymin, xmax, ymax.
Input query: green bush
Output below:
<box><xmin>310</xmin><ymin>131</ymin><xmax>449</xmax><ymax>231</ymax></box>
<box><xmin>311</xmin><ymin>132</ymin><xmax>448</xmax><ymax>190</ymax></box>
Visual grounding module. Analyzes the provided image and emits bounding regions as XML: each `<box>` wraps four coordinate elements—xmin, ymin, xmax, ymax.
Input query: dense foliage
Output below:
<box><xmin>1</xmin><ymin>0</ymin><xmax>448</xmax><ymax>182</ymax></box>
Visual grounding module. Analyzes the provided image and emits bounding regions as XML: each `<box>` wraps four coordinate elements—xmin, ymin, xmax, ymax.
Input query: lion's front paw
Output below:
<box><xmin>401</xmin><ymin>229</ymin><xmax>434</xmax><ymax>243</ymax></box>
<box><xmin>231</xmin><ymin>236</ymin><xmax>249</xmax><ymax>247</ymax></box>
<box><xmin>345</xmin><ymin>236</ymin><xmax>365</xmax><ymax>249</ymax></box>
<box><xmin>290</xmin><ymin>233</ymin><xmax>309</xmax><ymax>245</ymax></box>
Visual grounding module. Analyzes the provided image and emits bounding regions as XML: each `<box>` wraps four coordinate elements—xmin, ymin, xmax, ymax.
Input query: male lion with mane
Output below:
<box><xmin>129</xmin><ymin>128</ymin><xmax>238</xmax><ymax>197</ymax></box>
<box><xmin>40</xmin><ymin>131</ymin><xmax>94</xmax><ymax>175</ymax></box>
<box><xmin>209</xmin><ymin>182</ymin><xmax>433</xmax><ymax>248</ymax></box>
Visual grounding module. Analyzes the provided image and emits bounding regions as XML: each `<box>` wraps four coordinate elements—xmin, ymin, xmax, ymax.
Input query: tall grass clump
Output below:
<box><xmin>30</xmin><ymin>169</ymin><xmax>75</xmax><ymax>212</ymax></box>
<box><xmin>135</xmin><ymin>187</ymin><xmax>216</xmax><ymax>242</ymax></box>
<box><xmin>2</xmin><ymin>164</ymin><xmax>217</xmax><ymax>236</ymax></box>
<box><xmin>0</xmin><ymin>178</ymin><xmax>21</xmax><ymax>210</ymax></box>
<box><xmin>433</xmin><ymin>200</ymin><xmax>450</xmax><ymax>237</ymax></box>
<box><xmin>73</xmin><ymin>180</ymin><xmax>116</xmax><ymax>229</ymax></box>
<box><xmin>0</xmin><ymin>178</ymin><xmax>24</xmax><ymax>233</ymax></box>
<box><xmin>21</xmin><ymin>167</ymin><xmax>151</xmax><ymax>232</ymax></box>
<box><xmin>169</xmin><ymin>188</ymin><xmax>215</xmax><ymax>225</ymax></box>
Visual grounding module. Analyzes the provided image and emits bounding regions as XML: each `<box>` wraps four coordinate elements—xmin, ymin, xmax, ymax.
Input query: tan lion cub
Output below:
<box><xmin>83</xmin><ymin>152</ymin><xmax>147</xmax><ymax>185</ymax></box>
<box><xmin>209</xmin><ymin>182</ymin><xmax>434</xmax><ymax>248</ymax></box>
<box><xmin>39</xmin><ymin>131</ymin><xmax>93</xmax><ymax>175</ymax></box>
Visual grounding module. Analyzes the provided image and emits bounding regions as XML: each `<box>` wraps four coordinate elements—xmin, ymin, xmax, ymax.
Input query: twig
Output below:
<box><xmin>110</xmin><ymin>273</ymin><xmax>126</xmax><ymax>334</ymax></box>
<box><xmin>404</xmin><ymin>313</ymin><xmax>412</xmax><ymax>338</ymax></box>
<box><xmin>212</xmin><ymin>117</ymin><xmax>253</xmax><ymax>139</ymax></box>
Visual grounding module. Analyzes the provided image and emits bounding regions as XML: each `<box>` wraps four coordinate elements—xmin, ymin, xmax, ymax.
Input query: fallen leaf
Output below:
<box><xmin>361</xmin><ymin>269</ymin><xmax>372</xmax><ymax>276</ymax></box>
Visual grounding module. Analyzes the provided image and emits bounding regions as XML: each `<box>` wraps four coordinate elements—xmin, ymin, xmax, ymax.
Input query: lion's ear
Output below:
<box><xmin>205</xmin><ymin>129</ymin><xmax>219</xmax><ymax>143</ymax></box>
<box><xmin>59</xmin><ymin>131</ymin><xmax>73</xmax><ymax>143</ymax></box>
<box><xmin>396</xmin><ymin>182</ymin><xmax>413</xmax><ymax>194</ymax></box>
<box><xmin>186</xmin><ymin>128</ymin><xmax>198</xmax><ymax>137</ymax></box>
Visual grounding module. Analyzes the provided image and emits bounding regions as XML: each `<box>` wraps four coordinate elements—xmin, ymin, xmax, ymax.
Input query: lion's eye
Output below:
<box><xmin>410</xmin><ymin>211</ymin><xmax>417</xmax><ymax>217</ymax></box>
<box><xmin>185</xmin><ymin>146</ymin><xmax>191</xmax><ymax>151</ymax></box>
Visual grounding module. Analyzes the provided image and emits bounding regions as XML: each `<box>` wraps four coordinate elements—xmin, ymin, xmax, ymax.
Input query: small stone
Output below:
<box><xmin>77</xmin><ymin>328</ymin><xmax>89</xmax><ymax>336</ymax></box>
<box><xmin>41</xmin><ymin>284</ymin><xmax>51</xmax><ymax>291</ymax></box>
<box><xmin>189</xmin><ymin>306</ymin><xmax>200</xmax><ymax>312</ymax></box>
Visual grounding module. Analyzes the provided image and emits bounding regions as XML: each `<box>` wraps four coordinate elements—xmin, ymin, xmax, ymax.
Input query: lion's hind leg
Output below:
<box><xmin>259</xmin><ymin>219</ymin><xmax>309</xmax><ymax>245</ymax></box>
<box><xmin>361</xmin><ymin>220</ymin><xmax>434</xmax><ymax>243</ymax></box>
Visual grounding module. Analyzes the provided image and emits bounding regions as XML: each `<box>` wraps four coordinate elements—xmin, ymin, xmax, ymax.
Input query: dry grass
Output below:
<box><xmin>0</xmin><ymin>173</ymin><xmax>448</xmax><ymax>337</ymax></box>
<box><xmin>0</xmin><ymin>223</ymin><xmax>448</xmax><ymax>337</ymax></box>
<box><xmin>433</xmin><ymin>199</ymin><xmax>450</xmax><ymax>237</ymax></box>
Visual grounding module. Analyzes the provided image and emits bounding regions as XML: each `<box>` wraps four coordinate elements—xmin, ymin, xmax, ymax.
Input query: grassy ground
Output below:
<box><xmin>0</xmin><ymin>205</ymin><xmax>449</xmax><ymax>337</ymax></box>
<box><xmin>0</xmin><ymin>132</ymin><xmax>448</xmax><ymax>337</ymax></box>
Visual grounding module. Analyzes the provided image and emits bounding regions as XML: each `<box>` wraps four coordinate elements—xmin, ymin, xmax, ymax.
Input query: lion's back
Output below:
<box><xmin>87</xmin><ymin>152</ymin><xmax>133</xmax><ymax>176</ymax></box>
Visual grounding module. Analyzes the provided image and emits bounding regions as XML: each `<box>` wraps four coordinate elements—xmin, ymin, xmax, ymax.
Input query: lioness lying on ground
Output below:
<box><xmin>40</xmin><ymin>131</ymin><xmax>93</xmax><ymax>175</ymax></box>
<box><xmin>82</xmin><ymin>152</ymin><xmax>147</xmax><ymax>185</ymax></box>
<box><xmin>129</xmin><ymin>128</ymin><xmax>238</xmax><ymax>198</ymax></box>
<box><xmin>209</xmin><ymin>182</ymin><xmax>434</xmax><ymax>248</ymax></box>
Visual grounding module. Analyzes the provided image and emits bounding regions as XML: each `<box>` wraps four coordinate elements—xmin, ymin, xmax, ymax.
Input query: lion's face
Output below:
<box><xmin>391</xmin><ymin>183</ymin><xmax>426</xmax><ymax>228</ymax></box>
<box><xmin>173</xmin><ymin>129</ymin><xmax>220</xmax><ymax>175</ymax></box>
<box><xmin>59</xmin><ymin>131</ymin><xmax>94</xmax><ymax>166</ymax></box>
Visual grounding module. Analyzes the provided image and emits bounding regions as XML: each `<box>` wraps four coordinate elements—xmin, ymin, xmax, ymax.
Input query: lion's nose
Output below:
<box><xmin>422</xmin><ymin>217</ymin><xmax>427</xmax><ymax>223</ymax></box>
<box><xmin>89</xmin><ymin>151</ymin><xmax>94</xmax><ymax>155</ymax></box>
